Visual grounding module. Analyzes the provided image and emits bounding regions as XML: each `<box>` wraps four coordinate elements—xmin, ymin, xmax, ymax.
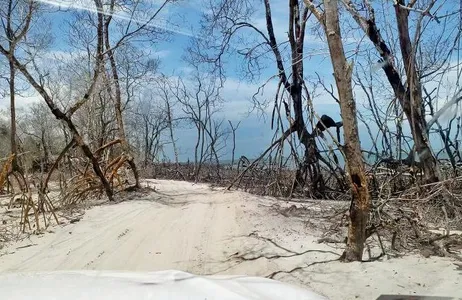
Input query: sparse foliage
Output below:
<box><xmin>1</xmin><ymin>0</ymin><xmax>462</xmax><ymax>266</ymax></box>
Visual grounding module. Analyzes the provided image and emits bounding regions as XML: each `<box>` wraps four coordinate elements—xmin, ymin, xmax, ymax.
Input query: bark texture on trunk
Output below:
<box><xmin>104</xmin><ymin>2</ymin><xmax>140</xmax><ymax>188</ymax></box>
<box><xmin>167</xmin><ymin>100</ymin><xmax>179</xmax><ymax>166</ymax></box>
<box><xmin>5</xmin><ymin>0</ymin><xmax>26</xmax><ymax>172</ymax></box>
<box><xmin>322</xmin><ymin>0</ymin><xmax>371</xmax><ymax>261</ymax></box>
<box><xmin>394</xmin><ymin>1</ymin><xmax>438</xmax><ymax>182</ymax></box>
<box><xmin>8</xmin><ymin>55</ymin><xmax>18</xmax><ymax>171</ymax></box>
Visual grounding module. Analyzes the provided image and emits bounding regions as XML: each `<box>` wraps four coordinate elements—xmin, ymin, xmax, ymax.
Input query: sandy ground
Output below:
<box><xmin>0</xmin><ymin>179</ymin><xmax>460</xmax><ymax>299</ymax></box>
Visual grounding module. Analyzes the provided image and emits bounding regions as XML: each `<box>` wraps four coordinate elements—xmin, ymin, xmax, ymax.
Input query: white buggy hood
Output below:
<box><xmin>0</xmin><ymin>269</ymin><xmax>327</xmax><ymax>300</ymax></box>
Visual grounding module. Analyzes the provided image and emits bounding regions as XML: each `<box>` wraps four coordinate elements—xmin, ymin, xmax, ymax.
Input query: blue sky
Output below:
<box><xmin>138</xmin><ymin>0</ymin><xmax>460</xmax><ymax>162</ymax></box>
<box><xmin>30</xmin><ymin>0</ymin><xmax>344</xmax><ymax>162</ymax></box>
<box><xmin>2</xmin><ymin>0</ymin><xmax>461</xmax><ymax>163</ymax></box>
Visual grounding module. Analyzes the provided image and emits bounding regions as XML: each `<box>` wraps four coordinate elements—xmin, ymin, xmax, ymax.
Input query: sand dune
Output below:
<box><xmin>0</xmin><ymin>180</ymin><xmax>460</xmax><ymax>299</ymax></box>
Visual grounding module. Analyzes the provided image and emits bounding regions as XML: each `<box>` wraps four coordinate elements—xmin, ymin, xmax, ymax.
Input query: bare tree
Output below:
<box><xmin>127</xmin><ymin>93</ymin><xmax>169</xmax><ymax>166</ymax></box>
<box><xmin>91</xmin><ymin>0</ymin><xmax>169</xmax><ymax>187</ymax></box>
<box><xmin>340</xmin><ymin>0</ymin><xmax>445</xmax><ymax>182</ymax></box>
<box><xmin>0</xmin><ymin>0</ymin><xmax>35</xmax><ymax>170</ymax></box>
<box><xmin>154</xmin><ymin>75</ymin><xmax>180</xmax><ymax>166</ymax></box>
<box><xmin>306</xmin><ymin>0</ymin><xmax>371</xmax><ymax>261</ymax></box>
<box><xmin>168</xmin><ymin>72</ymin><xmax>228</xmax><ymax>180</ymax></box>
<box><xmin>18</xmin><ymin>102</ymin><xmax>61</xmax><ymax>171</ymax></box>
<box><xmin>0</xmin><ymin>0</ymin><xmax>114</xmax><ymax>200</ymax></box>
<box><xmin>102</xmin><ymin>0</ymin><xmax>172</xmax><ymax>188</ymax></box>
<box><xmin>228</xmin><ymin>120</ymin><xmax>241</xmax><ymax>167</ymax></box>
<box><xmin>190</xmin><ymin>0</ymin><xmax>341</xmax><ymax>196</ymax></box>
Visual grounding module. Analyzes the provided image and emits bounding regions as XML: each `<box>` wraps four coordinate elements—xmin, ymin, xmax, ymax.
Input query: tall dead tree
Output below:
<box><xmin>0</xmin><ymin>0</ymin><xmax>114</xmax><ymax>201</ymax></box>
<box><xmin>155</xmin><ymin>75</ymin><xmax>180</xmax><ymax>166</ymax></box>
<box><xmin>1</xmin><ymin>0</ymin><xmax>34</xmax><ymax>170</ymax></box>
<box><xmin>168</xmin><ymin>73</ymin><xmax>226</xmax><ymax>180</ymax></box>
<box><xmin>129</xmin><ymin>93</ymin><xmax>169</xmax><ymax>166</ymax></box>
<box><xmin>102</xmin><ymin>0</ymin><xmax>169</xmax><ymax>188</ymax></box>
<box><xmin>228</xmin><ymin>120</ymin><xmax>241</xmax><ymax>168</ymax></box>
<box><xmin>191</xmin><ymin>0</ymin><xmax>331</xmax><ymax>196</ymax></box>
<box><xmin>306</xmin><ymin>0</ymin><xmax>371</xmax><ymax>261</ymax></box>
<box><xmin>341</xmin><ymin>0</ymin><xmax>439</xmax><ymax>182</ymax></box>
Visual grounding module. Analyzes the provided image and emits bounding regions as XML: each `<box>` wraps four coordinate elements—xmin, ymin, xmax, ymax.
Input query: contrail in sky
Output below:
<box><xmin>427</xmin><ymin>91</ymin><xmax>462</xmax><ymax>129</ymax></box>
<box><xmin>35</xmin><ymin>0</ymin><xmax>200</xmax><ymax>39</ymax></box>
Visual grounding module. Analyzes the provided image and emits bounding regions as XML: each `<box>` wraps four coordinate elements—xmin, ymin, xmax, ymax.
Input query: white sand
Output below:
<box><xmin>0</xmin><ymin>179</ymin><xmax>460</xmax><ymax>299</ymax></box>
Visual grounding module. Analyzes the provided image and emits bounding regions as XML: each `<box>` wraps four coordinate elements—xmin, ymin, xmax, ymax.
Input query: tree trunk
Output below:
<box><xmin>8</xmin><ymin>53</ymin><xmax>18</xmax><ymax>171</ymax></box>
<box><xmin>166</xmin><ymin>100</ymin><xmax>179</xmax><ymax>166</ymax></box>
<box><xmin>266</xmin><ymin>0</ymin><xmax>324</xmax><ymax>195</ymax></box>
<box><xmin>144</xmin><ymin>117</ymin><xmax>150</xmax><ymax>166</ymax></box>
<box><xmin>104</xmin><ymin>3</ymin><xmax>140</xmax><ymax>188</ymax></box>
<box><xmin>41</xmin><ymin>129</ymin><xmax>49</xmax><ymax>169</ymax></box>
<box><xmin>228</xmin><ymin>120</ymin><xmax>240</xmax><ymax>168</ymax></box>
<box><xmin>394</xmin><ymin>1</ymin><xmax>438</xmax><ymax>182</ymax></box>
<box><xmin>194</xmin><ymin>122</ymin><xmax>201</xmax><ymax>178</ymax></box>
<box><xmin>322</xmin><ymin>0</ymin><xmax>371</xmax><ymax>261</ymax></box>
<box><xmin>6</xmin><ymin>0</ymin><xmax>17</xmax><ymax>171</ymax></box>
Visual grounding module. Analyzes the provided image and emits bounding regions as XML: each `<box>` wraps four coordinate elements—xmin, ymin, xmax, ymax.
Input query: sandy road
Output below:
<box><xmin>0</xmin><ymin>180</ymin><xmax>460</xmax><ymax>299</ymax></box>
<box><xmin>0</xmin><ymin>180</ymin><xmax>252</xmax><ymax>274</ymax></box>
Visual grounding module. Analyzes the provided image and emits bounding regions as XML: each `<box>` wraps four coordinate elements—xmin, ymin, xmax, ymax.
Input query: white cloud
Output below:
<box><xmin>218</xmin><ymin>77</ymin><xmax>278</xmax><ymax>120</ymax></box>
<box><xmin>35</xmin><ymin>0</ymin><xmax>200</xmax><ymax>39</ymax></box>
<box><xmin>217</xmin><ymin>75</ymin><xmax>340</xmax><ymax>123</ymax></box>
<box><xmin>0</xmin><ymin>92</ymin><xmax>42</xmax><ymax>110</ymax></box>
<box><xmin>154</xmin><ymin>50</ymin><xmax>170</xmax><ymax>58</ymax></box>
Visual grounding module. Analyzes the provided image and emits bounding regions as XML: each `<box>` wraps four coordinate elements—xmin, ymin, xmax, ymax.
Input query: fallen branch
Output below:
<box><xmin>227</xmin><ymin>126</ymin><xmax>296</xmax><ymax>190</ymax></box>
<box><xmin>266</xmin><ymin>258</ymin><xmax>341</xmax><ymax>279</ymax></box>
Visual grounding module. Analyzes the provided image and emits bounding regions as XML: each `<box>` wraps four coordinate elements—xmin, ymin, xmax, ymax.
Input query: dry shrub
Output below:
<box><xmin>364</xmin><ymin>175</ymin><xmax>462</xmax><ymax>259</ymax></box>
<box><xmin>145</xmin><ymin>158</ymin><xmax>347</xmax><ymax>199</ymax></box>
<box><xmin>0</xmin><ymin>139</ymin><xmax>138</xmax><ymax>248</ymax></box>
<box><xmin>147</xmin><ymin>159</ymin><xmax>462</xmax><ymax>260</ymax></box>
<box><xmin>57</xmin><ymin>141</ymin><xmax>137</xmax><ymax>207</ymax></box>
<box><xmin>142</xmin><ymin>161</ymin><xmax>299</xmax><ymax>197</ymax></box>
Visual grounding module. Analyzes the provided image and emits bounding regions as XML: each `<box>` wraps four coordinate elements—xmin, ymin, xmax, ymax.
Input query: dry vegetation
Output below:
<box><xmin>145</xmin><ymin>159</ymin><xmax>462</xmax><ymax>261</ymax></box>
<box><xmin>1</xmin><ymin>0</ymin><xmax>462</xmax><ymax>265</ymax></box>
